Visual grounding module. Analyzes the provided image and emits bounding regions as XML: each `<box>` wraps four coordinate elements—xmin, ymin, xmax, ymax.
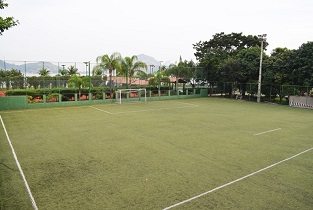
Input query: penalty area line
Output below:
<box><xmin>0</xmin><ymin>115</ymin><xmax>39</xmax><ymax>210</ymax></box>
<box><xmin>163</xmin><ymin>147</ymin><xmax>313</xmax><ymax>210</ymax></box>
<box><xmin>254</xmin><ymin>128</ymin><xmax>282</xmax><ymax>136</ymax></box>
<box><xmin>89</xmin><ymin>106</ymin><xmax>113</xmax><ymax>114</ymax></box>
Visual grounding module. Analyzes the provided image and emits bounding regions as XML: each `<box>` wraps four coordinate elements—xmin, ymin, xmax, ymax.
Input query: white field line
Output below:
<box><xmin>89</xmin><ymin>106</ymin><xmax>113</xmax><ymax>114</ymax></box>
<box><xmin>254</xmin><ymin>128</ymin><xmax>282</xmax><ymax>136</ymax></box>
<box><xmin>163</xmin><ymin>147</ymin><xmax>313</xmax><ymax>210</ymax></box>
<box><xmin>89</xmin><ymin>104</ymin><xmax>198</xmax><ymax>115</ymax></box>
<box><xmin>175</xmin><ymin>101</ymin><xmax>198</xmax><ymax>107</ymax></box>
<box><xmin>0</xmin><ymin>105</ymin><xmax>88</xmax><ymax>114</ymax></box>
<box><xmin>112</xmin><ymin>105</ymin><xmax>198</xmax><ymax>115</ymax></box>
<box><xmin>0</xmin><ymin>115</ymin><xmax>38</xmax><ymax>210</ymax></box>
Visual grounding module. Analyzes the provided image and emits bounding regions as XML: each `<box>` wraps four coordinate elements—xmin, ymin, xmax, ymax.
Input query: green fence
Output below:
<box><xmin>0</xmin><ymin>96</ymin><xmax>27</xmax><ymax>110</ymax></box>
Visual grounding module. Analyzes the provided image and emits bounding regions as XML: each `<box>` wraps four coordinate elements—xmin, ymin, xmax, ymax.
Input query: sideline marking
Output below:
<box><xmin>0</xmin><ymin>115</ymin><xmax>38</xmax><ymax>210</ymax></box>
<box><xmin>163</xmin><ymin>147</ymin><xmax>313</xmax><ymax>210</ymax></box>
<box><xmin>254</xmin><ymin>128</ymin><xmax>282</xmax><ymax>136</ymax></box>
<box><xmin>89</xmin><ymin>106</ymin><xmax>113</xmax><ymax>114</ymax></box>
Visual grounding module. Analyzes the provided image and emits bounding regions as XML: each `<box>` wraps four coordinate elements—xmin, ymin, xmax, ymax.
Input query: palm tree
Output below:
<box><xmin>68</xmin><ymin>65</ymin><xmax>78</xmax><ymax>76</ymax></box>
<box><xmin>92</xmin><ymin>65</ymin><xmax>103</xmax><ymax>76</ymax></box>
<box><xmin>96</xmin><ymin>52</ymin><xmax>121</xmax><ymax>97</ymax></box>
<box><xmin>38</xmin><ymin>67</ymin><xmax>50</xmax><ymax>77</ymax></box>
<box><xmin>120</xmin><ymin>55</ymin><xmax>147</xmax><ymax>88</ymax></box>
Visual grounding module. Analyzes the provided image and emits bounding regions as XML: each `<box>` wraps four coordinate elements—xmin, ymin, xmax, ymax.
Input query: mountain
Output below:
<box><xmin>0</xmin><ymin>60</ymin><xmax>59</xmax><ymax>75</ymax></box>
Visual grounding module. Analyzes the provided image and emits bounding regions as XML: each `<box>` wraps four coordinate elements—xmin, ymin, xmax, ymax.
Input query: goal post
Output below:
<box><xmin>116</xmin><ymin>89</ymin><xmax>147</xmax><ymax>104</ymax></box>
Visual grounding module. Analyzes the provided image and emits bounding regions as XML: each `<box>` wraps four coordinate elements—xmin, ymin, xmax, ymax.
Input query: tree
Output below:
<box><xmin>67</xmin><ymin>65</ymin><xmax>78</xmax><ymax>76</ymax></box>
<box><xmin>0</xmin><ymin>68</ymin><xmax>23</xmax><ymax>89</ymax></box>
<box><xmin>193</xmin><ymin>32</ymin><xmax>267</xmax><ymax>82</ymax></box>
<box><xmin>68</xmin><ymin>75</ymin><xmax>89</xmax><ymax>98</ymax></box>
<box><xmin>59</xmin><ymin>68</ymin><xmax>68</xmax><ymax>76</ymax></box>
<box><xmin>166</xmin><ymin>58</ymin><xmax>196</xmax><ymax>79</ymax></box>
<box><xmin>96</xmin><ymin>52</ymin><xmax>121</xmax><ymax>97</ymax></box>
<box><xmin>119</xmin><ymin>55</ymin><xmax>147</xmax><ymax>88</ymax></box>
<box><xmin>289</xmin><ymin>42</ymin><xmax>313</xmax><ymax>86</ymax></box>
<box><xmin>148</xmin><ymin>71</ymin><xmax>170</xmax><ymax>93</ymax></box>
<box><xmin>38</xmin><ymin>67</ymin><xmax>50</xmax><ymax>77</ymax></box>
<box><xmin>0</xmin><ymin>0</ymin><xmax>19</xmax><ymax>35</ymax></box>
<box><xmin>263</xmin><ymin>47</ymin><xmax>294</xmax><ymax>85</ymax></box>
<box><xmin>92</xmin><ymin>65</ymin><xmax>103</xmax><ymax>76</ymax></box>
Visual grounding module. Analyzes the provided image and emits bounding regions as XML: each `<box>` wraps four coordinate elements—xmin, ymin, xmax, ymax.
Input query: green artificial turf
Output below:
<box><xmin>0</xmin><ymin>98</ymin><xmax>312</xmax><ymax>209</ymax></box>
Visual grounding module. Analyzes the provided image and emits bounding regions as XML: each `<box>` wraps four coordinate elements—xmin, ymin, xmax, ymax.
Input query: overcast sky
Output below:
<box><xmin>0</xmin><ymin>0</ymin><xmax>312</xmax><ymax>63</ymax></box>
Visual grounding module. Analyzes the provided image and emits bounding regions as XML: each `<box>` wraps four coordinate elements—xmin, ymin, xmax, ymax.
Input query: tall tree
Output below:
<box><xmin>38</xmin><ymin>67</ymin><xmax>50</xmax><ymax>77</ymax></box>
<box><xmin>193</xmin><ymin>32</ymin><xmax>267</xmax><ymax>82</ymax></box>
<box><xmin>96</xmin><ymin>52</ymin><xmax>121</xmax><ymax>97</ymax></box>
<box><xmin>290</xmin><ymin>42</ymin><xmax>313</xmax><ymax>86</ymax></box>
<box><xmin>67</xmin><ymin>65</ymin><xmax>78</xmax><ymax>76</ymax></box>
<box><xmin>119</xmin><ymin>55</ymin><xmax>147</xmax><ymax>88</ymax></box>
<box><xmin>263</xmin><ymin>47</ymin><xmax>294</xmax><ymax>86</ymax></box>
<box><xmin>0</xmin><ymin>0</ymin><xmax>19</xmax><ymax>35</ymax></box>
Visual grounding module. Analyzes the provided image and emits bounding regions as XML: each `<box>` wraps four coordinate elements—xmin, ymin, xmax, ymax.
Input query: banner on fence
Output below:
<box><xmin>289</xmin><ymin>96</ymin><xmax>313</xmax><ymax>109</ymax></box>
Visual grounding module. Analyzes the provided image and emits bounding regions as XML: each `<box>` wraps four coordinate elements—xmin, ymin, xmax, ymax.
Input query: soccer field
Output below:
<box><xmin>0</xmin><ymin>98</ymin><xmax>312</xmax><ymax>210</ymax></box>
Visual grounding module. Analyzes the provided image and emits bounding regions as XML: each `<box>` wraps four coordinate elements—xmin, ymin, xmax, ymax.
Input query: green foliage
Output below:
<box><xmin>38</xmin><ymin>67</ymin><xmax>50</xmax><ymax>77</ymax></box>
<box><xmin>96</xmin><ymin>52</ymin><xmax>122</xmax><ymax>92</ymax></box>
<box><xmin>0</xmin><ymin>0</ymin><xmax>19</xmax><ymax>35</ymax></box>
<box><xmin>119</xmin><ymin>55</ymin><xmax>147</xmax><ymax>87</ymax></box>
<box><xmin>165</xmin><ymin>58</ymin><xmax>196</xmax><ymax>79</ymax></box>
<box><xmin>0</xmin><ymin>69</ymin><xmax>24</xmax><ymax>89</ymax></box>
<box><xmin>193</xmin><ymin>32</ymin><xmax>266</xmax><ymax>82</ymax></box>
<box><xmin>67</xmin><ymin>65</ymin><xmax>78</xmax><ymax>76</ymax></box>
<box><xmin>148</xmin><ymin>71</ymin><xmax>170</xmax><ymax>88</ymax></box>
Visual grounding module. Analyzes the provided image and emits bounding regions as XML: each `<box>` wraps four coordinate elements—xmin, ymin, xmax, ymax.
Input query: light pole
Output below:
<box><xmin>257</xmin><ymin>34</ymin><xmax>267</xmax><ymax>103</ymax></box>
<box><xmin>159</xmin><ymin>61</ymin><xmax>163</xmax><ymax>71</ymax></box>
<box><xmin>61</xmin><ymin>64</ymin><xmax>66</xmax><ymax>72</ymax></box>
<box><xmin>83</xmin><ymin>62</ymin><xmax>89</xmax><ymax>76</ymax></box>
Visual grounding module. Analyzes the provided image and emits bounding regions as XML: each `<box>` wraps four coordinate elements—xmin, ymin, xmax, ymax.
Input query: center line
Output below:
<box><xmin>89</xmin><ymin>106</ymin><xmax>113</xmax><ymax>114</ymax></box>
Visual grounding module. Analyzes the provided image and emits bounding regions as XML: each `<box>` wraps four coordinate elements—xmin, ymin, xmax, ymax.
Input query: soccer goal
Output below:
<box><xmin>116</xmin><ymin>89</ymin><xmax>147</xmax><ymax>104</ymax></box>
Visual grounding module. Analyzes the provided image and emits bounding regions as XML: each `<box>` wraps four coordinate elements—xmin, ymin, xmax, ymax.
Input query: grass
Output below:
<box><xmin>0</xmin><ymin>98</ymin><xmax>312</xmax><ymax>209</ymax></box>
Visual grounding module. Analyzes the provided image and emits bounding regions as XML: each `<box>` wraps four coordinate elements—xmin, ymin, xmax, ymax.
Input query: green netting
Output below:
<box><xmin>0</xmin><ymin>96</ymin><xmax>27</xmax><ymax>110</ymax></box>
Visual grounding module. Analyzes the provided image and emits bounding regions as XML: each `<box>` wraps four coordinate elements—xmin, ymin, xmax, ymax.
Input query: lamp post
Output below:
<box><xmin>61</xmin><ymin>64</ymin><xmax>66</xmax><ymax>72</ymax></box>
<box><xmin>159</xmin><ymin>61</ymin><xmax>163</xmax><ymax>71</ymax></box>
<box><xmin>257</xmin><ymin>34</ymin><xmax>267</xmax><ymax>103</ymax></box>
<box><xmin>83</xmin><ymin>62</ymin><xmax>89</xmax><ymax>76</ymax></box>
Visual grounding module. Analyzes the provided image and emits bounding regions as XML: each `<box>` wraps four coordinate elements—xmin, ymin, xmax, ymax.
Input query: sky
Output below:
<box><xmin>0</xmin><ymin>0</ymin><xmax>312</xmax><ymax>64</ymax></box>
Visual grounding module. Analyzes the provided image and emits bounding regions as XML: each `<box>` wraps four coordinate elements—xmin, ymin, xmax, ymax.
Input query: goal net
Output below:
<box><xmin>116</xmin><ymin>89</ymin><xmax>147</xmax><ymax>104</ymax></box>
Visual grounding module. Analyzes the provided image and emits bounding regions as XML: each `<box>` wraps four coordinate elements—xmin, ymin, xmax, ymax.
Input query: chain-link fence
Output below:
<box><xmin>1</xmin><ymin>60</ymin><xmax>312</xmax><ymax>105</ymax></box>
<box><xmin>204</xmin><ymin>82</ymin><xmax>313</xmax><ymax>104</ymax></box>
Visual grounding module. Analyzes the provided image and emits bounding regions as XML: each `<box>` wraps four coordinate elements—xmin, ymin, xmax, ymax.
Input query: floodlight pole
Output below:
<box><xmin>88</xmin><ymin>61</ymin><xmax>91</xmax><ymax>96</ymax></box>
<box><xmin>257</xmin><ymin>34</ymin><xmax>267</xmax><ymax>103</ymax></box>
<box><xmin>83</xmin><ymin>62</ymin><xmax>88</xmax><ymax>76</ymax></box>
